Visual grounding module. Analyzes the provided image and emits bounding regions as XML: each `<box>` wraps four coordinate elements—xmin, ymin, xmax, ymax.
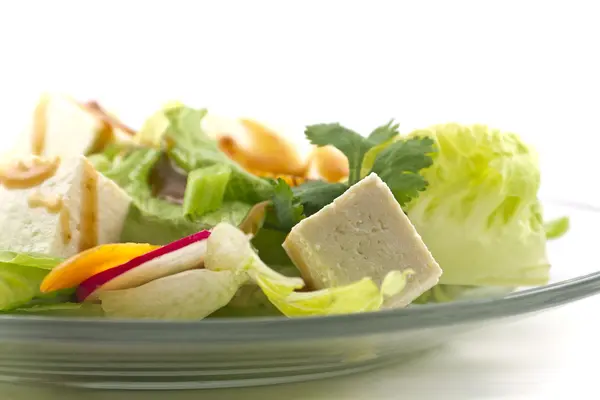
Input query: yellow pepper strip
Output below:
<box><xmin>40</xmin><ymin>243</ymin><xmax>159</xmax><ymax>293</ymax></box>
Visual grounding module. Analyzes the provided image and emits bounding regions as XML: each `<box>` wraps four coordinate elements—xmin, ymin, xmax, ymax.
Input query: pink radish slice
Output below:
<box><xmin>77</xmin><ymin>230</ymin><xmax>211</xmax><ymax>302</ymax></box>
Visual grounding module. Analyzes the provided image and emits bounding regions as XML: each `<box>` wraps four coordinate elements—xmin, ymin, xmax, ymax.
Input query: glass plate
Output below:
<box><xmin>0</xmin><ymin>200</ymin><xmax>597</xmax><ymax>391</ymax></box>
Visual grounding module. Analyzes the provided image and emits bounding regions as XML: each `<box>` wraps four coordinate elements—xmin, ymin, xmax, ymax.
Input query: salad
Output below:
<box><xmin>0</xmin><ymin>94</ymin><xmax>569</xmax><ymax>319</ymax></box>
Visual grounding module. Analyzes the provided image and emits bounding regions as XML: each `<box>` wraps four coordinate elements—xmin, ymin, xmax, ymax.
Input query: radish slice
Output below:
<box><xmin>99</xmin><ymin>269</ymin><xmax>246</xmax><ymax>320</ymax></box>
<box><xmin>77</xmin><ymin>230</ymin><xmax>211</xmax><ymax>302</ymax></box>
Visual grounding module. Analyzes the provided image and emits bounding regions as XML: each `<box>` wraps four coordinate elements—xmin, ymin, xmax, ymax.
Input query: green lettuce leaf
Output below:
<box><xmin>0</xmin><ymin>252</ymin><xmax>66</xmax><ymax>311</ymax></box>
<box><xmin>183</xmin><ymin>164</ymin><xmax>232</xmax><ymax>218</ymax></box>
<box><xmin>7</xmin><ymin>302</ymin><xmax>104</xmax><ymax>316</ymax></box>
<box><xmin>404</xmin><ymin>123</ymin><xmax>550</xmax><ymax>287</ymax></box>
<box><xmin>163</xmin><ymin>106</ymin><xmax>274</xmax><ymax>204</ymax></box>
<box><xmin>99</xmin><ymin>147</ymin><xmax>250</xmax><ymax>245</ymax></box>
<box><xmin>0</xmin><ymin>251</ymin><xmax>62</xmax><ymax>270</ymax></box>
<box><xmin>544</xmin><ymin>216</ymin><xmax>570</xmax><ymax>240</ymax></box>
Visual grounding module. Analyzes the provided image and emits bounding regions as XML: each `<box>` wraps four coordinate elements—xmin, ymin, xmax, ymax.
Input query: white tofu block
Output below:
<box><xmin>283</xmin><ymin>173</ymin><xmax>443</xmax><ymax>307</ymax></box>
<box><xmin>12</xmin><ymin>94</ymin><xmax>133</xmax><ymax>159</ymax></box>
<box><xmin>0</xmin><ymin>156</ymin><xmax>132</xmax><ymax>258</ymax></box>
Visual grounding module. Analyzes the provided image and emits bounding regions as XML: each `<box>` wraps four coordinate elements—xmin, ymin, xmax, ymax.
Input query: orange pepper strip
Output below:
<box><xmin>40</xmin><ymin>243</ymin><xmax>159</xmax><ymax>293</ymax></box>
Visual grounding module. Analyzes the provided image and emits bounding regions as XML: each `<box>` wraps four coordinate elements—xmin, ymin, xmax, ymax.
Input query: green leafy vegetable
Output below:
<box><xmin>292</xmin><ymin>180</ymin><xmax>347</xmax><ymax>217</ymax></box>
<box><xmin>135</xmin><ymin>101</ymin><xmax>184</xmax><ymax>147</ymax></box>
<box><xmin>0</xmin><ymin>252</ymin><xmax>66</xmax><ymax>311</ymax></box>
<box><xmin>99</xmin><ymin>147</ymin><xmax>249</xmax><ymax>245</ymax></box>
<box><xmin>0</xmin><ymin>251</ymin><xmax>62</xmax><ymax>270</ymax></box>
<box><xmin>367</xmin><ymin>120</ymin><xmax>400</xmax><ymax>145</ymax></box>
<box><xmin>404</xmin><ymin>123</ymin><xmax>550</xmax><ymax>287</ymax></box>
<box><xmin>370</xmin><ymin>137</ymin><xmax>435</xmax><ymax>206</ymax></box>
<box><xmin>183</xmin><ymin>165</ymin><xmax>232</xmax><ymax>218</ymax></box>
<box><xmin>544</xmin><ymin>216</ymin><xmax>570</xmax><ymax>240</ymax></box>
<box><xmin>7</xmin><ymin>302</ymin><xmax>104</xmax><ymax>316</ymax></box>
<box><xmin>305</xmin><ymin>123</ymin><xmax>373</xmax><ymax>185</ymax></box>
<box><xmin>277</xmin><ymin>121</ymin><xmax>432</xmax><ymax>221</ymax></box>
<box><xmin>271</xmin><ymin>179</ymin><xmax>304</xmax><ymax>230</ymax></box>
<box><xmin>163</xmin><ymin>106</ymin><xmax>274</xmax><ymax>204</ymax></box>
<box><xmin>360</xmin><ymin>137</ymin><xmax>396</xmax><ymax>179</ymax></box>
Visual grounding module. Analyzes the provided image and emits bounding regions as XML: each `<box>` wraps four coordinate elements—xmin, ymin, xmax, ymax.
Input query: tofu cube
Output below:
<box><xmin>0</xmin><ymin>155</ymin><xmax>132</xmax><ymax>257</ymax></box>
<box><xmin>283</xmin><ymin>173</ymin><xmax>442</xmax><ymax>307</ymax></box>
<box><xmin>11</xmin><ymin>94</ymin><xmax>133</xmax><ymax>159</ymax></box>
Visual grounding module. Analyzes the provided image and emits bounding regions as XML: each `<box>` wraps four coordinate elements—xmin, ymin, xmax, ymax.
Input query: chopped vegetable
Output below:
<box><xmin>545</xmin><ymin>216</ymin><xmax>570</xmax><ymax>240</ymax></box>
<box><xmin>183</xmin><ymin>165</ymin><xmax>232</xmax><ymax>218</ymax></box>
<box><xmin>0</xmin><ymin>251</ymin><xmax>65</xmax><ymax>310</ymax></box>
<box><xmin>295</xmin><ymin>122</ymin><xmax>434</xmax><ymax>217</ymax></box>
<box><xmin>40</xmin><ymin>243</ymin><xmax>158</xmax><ymax>293</ymax></box>
<box><xmin>99</xmin><ymin>269</ymin><xmax>245</xmax><ymax>319</ymax></box>
<box><xmin>164</xmin><ymin>106</ymin><xmax>275</xmax><ymax>204</ymax></box>
<box><xmin>404</xmin><ymin>123</ymin><xmax>550</xmax><ymax>286</ymax></box>
<box><xmin>77</xmin><ymin>230</ymin><xmax>211</xmax><ymax>301</ymax></box>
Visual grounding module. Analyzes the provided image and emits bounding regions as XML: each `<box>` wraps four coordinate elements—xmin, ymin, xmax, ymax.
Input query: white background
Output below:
<box><xmin>1</xmin><ymin>1</ymin><xmax>599</xmax><ymax>398</ymax></box>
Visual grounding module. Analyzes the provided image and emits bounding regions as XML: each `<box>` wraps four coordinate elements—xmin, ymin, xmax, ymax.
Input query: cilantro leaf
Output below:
<box><xmin>370</xmin><ymin>137</ymin><xmax>435</xmax><ymax>206</ymax></box>
<box><xmin>305</xmin><ymin>124</ymin><xmax>373</xmax><ymax>185</ymax></box>
<box><xmin>367</xmin><ymin>120</ymin><xmax>400</xmax><ymax>145</ymax></box>
<box><xmin>271</xmin><ymin>179</ymin><xmax>304</xmax><ymax>231</ymax></box>
<box><xmin>292</xmin><ymin>180</ymin><xmax>348</xmax><ymax>216</ymax></box>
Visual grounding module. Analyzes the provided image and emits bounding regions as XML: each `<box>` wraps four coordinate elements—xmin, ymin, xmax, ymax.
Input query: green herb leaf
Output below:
<box><xmin>367</xmin><ymin>120</ymin><xmax>400</xmax><ymax>145</ymax></box>
<box><xmin>271</xmin><ymin>179</ymin><xmax>304</xmax><ymax>231</ymax></box>
<box><xmin>292</xmin><ymin>180</ymin><xmax>347</xmax><ymax>217</ymax></box>
<box><xmin>305</xmin><ymin>123</ymin><xmax>373</xmax><ymax>185</ymax></box>
<box><xmin>370</xmin><ymin>137</ymin><xmax>435</xmax><ymax>206</ymax></box>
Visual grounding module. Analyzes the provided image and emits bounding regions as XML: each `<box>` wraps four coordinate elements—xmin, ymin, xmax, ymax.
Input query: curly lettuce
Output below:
<box><xmin>404</xmin><ymin>123</ymin><xmax>550</xmax><ymax>287</ymax></box>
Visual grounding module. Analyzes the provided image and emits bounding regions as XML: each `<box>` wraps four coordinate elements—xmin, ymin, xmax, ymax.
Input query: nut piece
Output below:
<box><xmin>0</xmin><ymin>156</ymin><xmax>61</xmax><ymax>189</ymax></box>
<box><xmin>218</xmin><ymin>119</ymin><xmax>307</xmax><ymax>177</ymax></box>
<box><xmin>309</xmin><ymin>146</ymin><xmax>349</xmax><ymax>183</ymax></box>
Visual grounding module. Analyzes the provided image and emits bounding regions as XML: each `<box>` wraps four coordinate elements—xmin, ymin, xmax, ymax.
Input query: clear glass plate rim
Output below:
<box><xmin>0</xmin><ymin>198</ymin><xmax>598</xmax><ymax>343</ymax></box>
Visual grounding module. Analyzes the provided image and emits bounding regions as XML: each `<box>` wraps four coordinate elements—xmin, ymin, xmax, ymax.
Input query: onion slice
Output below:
<box><xmin>77</xmin><ymin>230</ymin><xmax>211</xmax><ymax>301</ymax></box>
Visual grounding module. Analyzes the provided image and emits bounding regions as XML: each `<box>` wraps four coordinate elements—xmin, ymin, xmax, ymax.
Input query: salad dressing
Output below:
<box><xmin>0</xmin><ymin>157</ymin><xmax>61</xmax><ymax>189</ymax></box>
<box><xmin>82</xmin><ymin>101</ymin><xmax>136</xmax><ymax>137</ymax></box>
<box><xmin>31</xmin><ymin>95</ymin><xmax>50</xmax><ymax>156</ymax></box>
<box><xmin>78</xmin><ymin>161</ymin><xmax>99</xmax><ymax>251</ymax></box>
<box><xmin>60</xmin><ymin>207</ymin><xmax>72</xmax><ymax>245</ymax></box>
<box><xmin>27</xmin><ymin>191</ymin><xmax>63</xmax><ymax>214</ymax></box>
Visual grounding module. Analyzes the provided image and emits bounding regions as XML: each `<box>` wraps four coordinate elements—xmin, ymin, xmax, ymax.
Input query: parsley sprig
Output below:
<box><xmin>269</xmin><ymin>120</ymin><xmax>435</xmax><ymax>229</ymax></box>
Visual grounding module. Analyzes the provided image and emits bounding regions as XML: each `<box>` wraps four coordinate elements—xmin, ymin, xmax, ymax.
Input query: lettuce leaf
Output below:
<box><xmin>97</xmin><ymin>147</ymin><xmax>251</xmax><ymax>245</ymax></box>
<box><xmin>183</xmin><ymin>165</ymin><xmax>232</xmax><ymax>218</ymax></box>
<box><xmin>544</xmin><ymin>216</ymin><xmax>570</xmax><ymax>240</ymax></box>
<box><xmin>163</xmin><ymin>106</ymin><xmax>275</xmax><ymax>204</ymax></box>
<box><xmin>0</xmin><ymin>252</ymin><xmax>67</xmax><ymax>311</ymax></box>
<box><xmin>7</xmin><ymin>302</ymin><xmax>104</xmax><ymax>316</ymax></box>
<box><xmin>0</xmin><ymin>251</ymin><xmax>62</xmax><ymax>270</ymax></box>
<box><xmin>404</xmin><ymin>123</ymin><xmax>550</xmax><ymax>287</ymax></box>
